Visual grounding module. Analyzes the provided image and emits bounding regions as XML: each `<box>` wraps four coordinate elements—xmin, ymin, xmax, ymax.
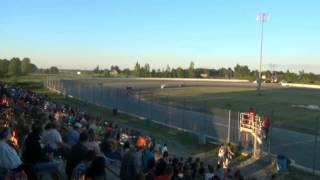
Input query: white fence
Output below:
<box><xmin>281</xmin><ymin>83</ymin><xmax>320</xmax><ymax>89</ymax></box>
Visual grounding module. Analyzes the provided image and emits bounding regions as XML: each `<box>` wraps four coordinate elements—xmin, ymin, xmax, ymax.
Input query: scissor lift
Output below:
<box><xmin>239</xmin><ymin>112</ymin><xmax>264</xmax><ymax>158</ymax></box>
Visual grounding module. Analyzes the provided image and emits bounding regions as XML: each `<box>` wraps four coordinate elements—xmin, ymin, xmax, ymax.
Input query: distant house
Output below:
<box><xmin>110</xmin><ymin>69</ymin><xmax>119</xmax><ymax>76</ymax></box>
<box><xmin>200</xmin><ymin>73</ymin><xmax>208</xmax><ymax>78</ymax></box>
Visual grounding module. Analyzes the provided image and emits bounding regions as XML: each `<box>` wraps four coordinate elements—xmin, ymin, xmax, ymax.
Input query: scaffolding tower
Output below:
<box><xmin>239</xmin><ymin>112</ymin><xmax>265</xmax><ymax>158</ymax></box>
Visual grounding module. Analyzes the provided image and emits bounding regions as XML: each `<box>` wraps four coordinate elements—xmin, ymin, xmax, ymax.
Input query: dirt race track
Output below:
<box><xmin>79</xmin><ymin>78</ymin><xmax>283</xmax><ymax>90</ymax></box>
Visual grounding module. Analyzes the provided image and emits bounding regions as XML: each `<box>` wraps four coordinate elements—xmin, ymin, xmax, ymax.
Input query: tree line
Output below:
<box><xmin>1</xmin><ymin>57</ymin><xmax>318</xmax><ymax>84</ymax></box>
<box><xmin>94</xmin><ymin>62</ymin><xmax>320</xmax><ymax>84</ymax></box>
<box><xmin>0</xmin><ymin>57</ymin><xmax>37</xmax><ymax>77</ymax></box>
<box><xmin>0</xmin><ymin>57</ymin><xmax>60</xmax><ymax>77</ymax></box>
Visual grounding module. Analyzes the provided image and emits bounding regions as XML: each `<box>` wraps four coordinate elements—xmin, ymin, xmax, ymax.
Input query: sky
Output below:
<box><xmin>0</xmin><ymin>0</ymin><xmax>319</xmax><ymax>73</ymax></box>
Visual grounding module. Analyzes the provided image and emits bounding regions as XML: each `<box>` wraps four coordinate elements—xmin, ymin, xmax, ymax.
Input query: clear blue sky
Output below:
<box><xmin>0</xmin><ymin>0</ymin><xmax>319</xmax><ymax>72</ymax></box>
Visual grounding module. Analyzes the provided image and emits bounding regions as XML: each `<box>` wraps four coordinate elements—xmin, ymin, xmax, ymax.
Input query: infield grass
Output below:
<box><xmin>140</xmin><ymin>87</ymin><xmax>320</xmax><ymax>133</ymax></box>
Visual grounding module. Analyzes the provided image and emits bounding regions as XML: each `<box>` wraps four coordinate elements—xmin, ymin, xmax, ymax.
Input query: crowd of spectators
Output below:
<box><xmin>0</xmin><ymin>81</ymin><xmax>245</xmax><ymax>180</ymax></box>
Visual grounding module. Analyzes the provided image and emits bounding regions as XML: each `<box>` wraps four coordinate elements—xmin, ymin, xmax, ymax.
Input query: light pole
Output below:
<box><xmin>256</xmin><ymin>13</ymin><xmax>270</xmax><ymax>95</ymax></box>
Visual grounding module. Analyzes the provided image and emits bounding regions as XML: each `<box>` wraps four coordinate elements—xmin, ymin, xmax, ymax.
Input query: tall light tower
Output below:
<box><xmin>256</xmin><ymin>13</ymin><xmax>270</xmax><ymax>95</ymax></box>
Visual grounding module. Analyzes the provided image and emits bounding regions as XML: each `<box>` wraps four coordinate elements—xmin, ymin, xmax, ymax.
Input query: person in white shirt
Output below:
<box><xmin>161</xmin><ymin>143</ymin><xmax>168</xmax><ymax>156</ymax></box>
<box><xmin>0</xmin><ymin>128</ymin><xmax>22</xmax><ymax>170</ymax></box>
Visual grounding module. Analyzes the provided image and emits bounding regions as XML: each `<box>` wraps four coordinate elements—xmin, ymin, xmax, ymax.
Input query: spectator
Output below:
<box><xmin>215</xmin><ymin>164</ymin><xmax>224</xmax><ymax>180</ymax></box>
<box><xmin>67</xmin><ymin>122</ymin><xmax>81</xmax><ymax>146</ymax></box>
<box><xmin>120</xmin><ymin>145</ymin><xmax>139</xmax><ymax>180</ymax></box>
<box><xmin>205</xmin><ymin>165</ymin><xmax>214</xmax><ymax>180</ymax></box>
<box><xmin>234</xmin><ymin>169</ymin><xmax>244</xmax><ymax>180</ymax></box>
<box><xmin>22</xmin><ymin>124</ymin><xmax>50</xmax><ymax>164</ymax></box>
<box><xmin>85</xmin><ymin>156</ymin><xmax>107</xmax><ymax>180</ymax></box>
<box><xmin>183</xmin><ymin>164</ymin><xmax>193</xmax><ymax>180</ymax></box>
<box><xmin>16</xmin><ymin>97</ymin><xmax>25</xmax><ymax>110</ymax></box>
<box><xmin>155</xmin><ymin>165</ymin><xmax>173</xmax><ymax>180</ymax></box>
<box><xmin>100</xmin><ymin>133</ymin><xmax>112</xmax><ymax>156</ymax></box>
<box><xmin>0</xmin><ymin>94</ymin><xmax>9</xmax><ymax>107</ymax></box>
<box><xmin>174</xmin><ymin>163</ymin><xmax>184</xmax><ymax>180</ymax></box>
<box><xmin>161</xmin><ymin>143</ymin><xmax>168</xmax><ymax>156</ymax></box>
<box><xmin>71</xmin><ymin>150</ymin><xmax>96</xmax><ymax>180</ymax></box>
<box><xmin>84</xmin><ymin>129</ymin><xmax>100</xmax><ymax>155</ymax></box>
<box><xmin>262</xmin><ymin>116</ymin><xmax>270</xmax><ymax>140</ymax></box>
<box><xmin>66</xmin><ymin>132</ymin><xmax>89</xmax><ymax>179</ymax></box>
<box><xmin>217</xmin><ymin>144</ymin><xmax>226</xmax><ymax>165</ymax></box>
<box><xmin>16</xmin><ymin>124</ymin><xmax>29</xmax><ymax>148</ymax></box>
<box><xmin>191</xmin><ymin>157</ymin><xmax>200</xmax><ymax>178</ymax></box>
<box><xmin>143</xmin><ymin>158</ymin><xmax>156</xmax><ymax>180</ymax></box>
<box><xmin>22</xmin><ymin>123</ymin><xmax>62</xmax><ymax>177</ymax></box>
<box><xmin>0</xmin><ymin>127</ymin><xmax>22</xmax><ymax>170</ymax></box>
<box><xmin>143</xmin><ymin>146</ymin><xmax>155</xmax><ymax>169</ymax></box>
<box><xmin>155</xmin><ymin>151</ymin><xmax>169</xmax><ymax>176</ymax></box>
<box><xmin>196</xmin><ymin>164</ymin><xmax>205</xmax><ymax>180</ymax></box>
<box><xmin>106</xmin><ymin>122</ymin><xmax>113</xmax><ymax>135</ymax></box>
<box><xmin>41</xmin><ymin>122</ymin><xmax>63</xmax><ymax>150</ymax></box>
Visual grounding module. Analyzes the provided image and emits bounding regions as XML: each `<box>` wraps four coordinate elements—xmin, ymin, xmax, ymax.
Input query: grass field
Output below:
<box><xmin>140</xmin><ymin>87</ymin><xmax>320</xmax><ymax>133</ymax></box>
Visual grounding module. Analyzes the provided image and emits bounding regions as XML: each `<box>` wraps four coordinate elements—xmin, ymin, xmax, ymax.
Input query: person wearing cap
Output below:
<box><xmin>0</xmin><ymin>127</ymin><xmax>22</xmax><ymax>170</ymax></box>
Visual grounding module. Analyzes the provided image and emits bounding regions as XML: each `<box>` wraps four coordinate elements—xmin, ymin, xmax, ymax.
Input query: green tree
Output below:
<box><xmin>144</xmin><ymin>63</ymin><xmax>150</xmax><ymax>77</ymax></box>
<box><xmin>171</xmin><ymin>68</ymin><xmax>178</xmax><ymax>78</ymax></box>
<box><xmin>134</xmin><ymin>62</ymin><xmax>141</xmax><ymax>77</ymax></box>
<box><xmin>177</xmin><ymin>67</ymin><xmax>185</xmax><ymax>78</ymax></box>
<box><xmin>103</xmin><ymin>69</ymin><xmax>110</xmax><ymax>77</ymax></box>
<box><xmin>264</xmin><ymin>70</ymin><xmax>272</xmax><ymax>79</ymax></box>
<box><xmin>21</xmin><ymin>57</ymin><xmax>31</xmax><ymax>75</ymax></box>
<box><xmin>122</xmin><ymin>68</ymin><xmax>131</xmax><ymax>77</ymax></box>
<box><xmin>188</xmin><ymin>61</ymin><xmax>195</xmax><ymax>78</ymax></box>
<box><xmin>8</xmin><ymin>57</ymin><xmax>22</xmax><ymax>76</ymax></box>
<box><xmin>165</xmin><ymin>65</ymin><xmax>171</xmax><ymax>77</ymax></box>
<box><xmin>234</xmin><ymin>64</ymin><xmax>250</xmax><ymax>78</ymax></box>
<box><xmin>93</xmin><ymin>65</ymin><xmax>100</xmax><ymax>73</ymax></box>
<box><xmin>298</xmin><ymin>71</ymin><xmax>316</xmax><ymax>83</ymax></box>
<box><xmin>227</xmin><ymin>68</ymin><xmax>233</xmax><ymax>79</ymax></box>
<box><xmin>45</xmin><ymin>66</ymin><xmax>59</xmax><ymax>74</ymax></box>
<box><xmin>151</xmin><ymin>69</ymin><xmax>156</xmax><ymax>77</ymax></box>
<box><xmin>156</xmin><ymin>69</ymin><xmax>161</xmax><ymax>77</ymax></box>
<box><xmin>29</xmin><ymin>63</ymin><xmax>38</xmax><ymax>73</ymax></box>
<box><xmin>217</xmin><ymin>68</ymin><xmax>229</xmax><ymax>78</ymax></box>
<box><xmin>284</xmin><ymin>70</ymin><xmax>297</xmax><ymax>83</ymax></box>
<box><xmin>0</xmin><ymin>59</ymin><xmax>10</xmax><ymax>77</ymax></box>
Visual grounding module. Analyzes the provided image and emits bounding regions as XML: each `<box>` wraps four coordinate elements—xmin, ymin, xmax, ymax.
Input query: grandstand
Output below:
<box><xmin>0</xmin><ymin>81</ymin><xmax>246</xmax><ymax>180</ymax></box>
